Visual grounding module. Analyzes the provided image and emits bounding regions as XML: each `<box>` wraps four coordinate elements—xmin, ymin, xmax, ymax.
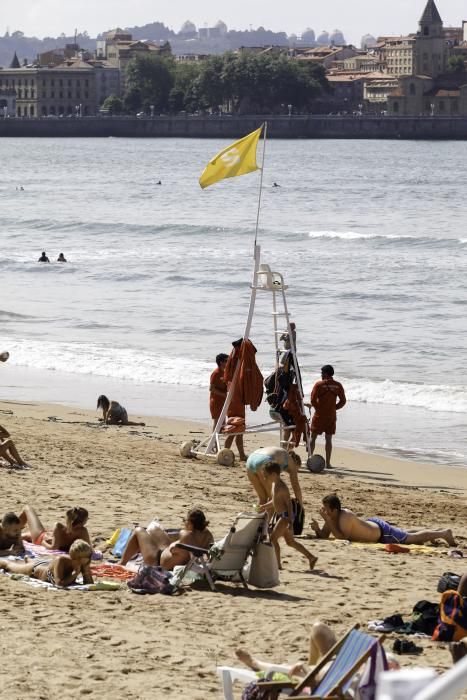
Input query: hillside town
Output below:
<box><xmin>1</xmin><ymin>0</ymin><xmax>467</xmax><ymax>118</ymax></box>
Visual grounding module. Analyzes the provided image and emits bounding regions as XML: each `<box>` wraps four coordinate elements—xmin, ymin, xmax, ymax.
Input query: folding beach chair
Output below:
<box><xmin>257</xmin><ymin>624</ymin><xmax>387</xmax><ymax>699</ymax></box>
<box><xmin>171</xmin><ymin>511</ymin><xmax>267</xmax><ymax>592</ymax></box>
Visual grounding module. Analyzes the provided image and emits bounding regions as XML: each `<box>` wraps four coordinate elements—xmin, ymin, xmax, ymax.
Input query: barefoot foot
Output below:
<box><xmin>235</xmin><ymin>648</ymin><xmax>260</xmax><ymax>672</ymax></box>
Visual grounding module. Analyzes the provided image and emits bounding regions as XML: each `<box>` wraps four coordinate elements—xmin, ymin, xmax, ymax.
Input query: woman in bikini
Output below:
<box><xmin>19</xmin><ymin>505</ymin><xmax>91</xmax><ymax>551</ymax></box>
<box><xmin>97</xmin><ymin>395</ymin><xmax>145</xmax><ymax>426</ymax></box>
<box><xmin>120</xmin><ymin>509</ymin><xmax>213</xmax><ymax>570</ymax></box>
<box><xmin>0</xmin><ymin>539</ymin><xmax>93</xmax><ymax>587</ymax></box>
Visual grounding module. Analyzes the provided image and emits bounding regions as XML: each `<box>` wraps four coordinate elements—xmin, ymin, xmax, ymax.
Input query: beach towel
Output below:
<box><xmin>0</xmin><ymin>569</ymin><xmax>120</xmax><ymax>592</ymax></box>
<box><xmin>433</xmin><ymin>590</ymin><xmax>467</xmax><ymax>642</ymax></box>
<box><xmin>111</xmin><ymin>528</ymin><xmax>132</xmax><ymax>558</ymax></box>
<box><xmin>24</xmin><ymin>541</ymin><xmax>103</xmax><ymax>561</ymax></box>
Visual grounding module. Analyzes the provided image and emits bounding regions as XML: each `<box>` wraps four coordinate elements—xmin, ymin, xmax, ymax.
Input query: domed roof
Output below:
<box><xmin>330</xmin><ymin>29</ymin><xmax>345</xmax><ymax>44</ymax></box>
<box><xmin>317</xmin><ymin>30</ymin><xmax>330</xmax><ymax>45</ymax></box>
<box><xmin>301</xmin><ymin>28</ymin><xmax>316</xmax><ymax>42</ymax></box>
<box><xmin>180</xmin><ymin>20</ymin><xmax>197</xmax><ymax>34</ymax></box>
<box><xmin>215</xmin><ymin>20</ymin><xmax>228</xmax><ymax>32</ymax></box>
<box><xmin>361</xmin><ymin>33</ymin><xmax>377</xmax><ymax>48</ymax></box>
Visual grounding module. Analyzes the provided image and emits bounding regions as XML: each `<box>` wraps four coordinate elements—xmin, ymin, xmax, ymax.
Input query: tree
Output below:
<box><xmin>447</xmin><ymin>55</ymin><xmax>466</xmax><ymax>73</ymax></box>
<box><xmin>125</xmin><ymin>54</ymin><xmax>175</xmax><ymax>112</ymax></box>
<box><xmin>102</xmin><ymin>95</ymin><xmax>124</xmax><ymax>114</ymax></box>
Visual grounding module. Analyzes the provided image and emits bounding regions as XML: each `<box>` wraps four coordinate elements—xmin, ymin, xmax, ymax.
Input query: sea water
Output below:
<box><xmin>0</xmin><ymin>137</ymin><xmax>466</xmax><ymax>467</ymax></box>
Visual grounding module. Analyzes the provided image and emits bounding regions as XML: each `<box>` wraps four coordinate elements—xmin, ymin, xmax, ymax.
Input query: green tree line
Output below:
<box><xmin>103</xmin><ymin>52</ymin><xmax>329</xmax><ymax>115</ymax></box>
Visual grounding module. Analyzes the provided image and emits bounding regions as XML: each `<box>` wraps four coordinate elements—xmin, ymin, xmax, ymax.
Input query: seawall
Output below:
<box><xmin>2</xmin><ymin>115</ymin><xmax>467</xmax><ymax>139</ymax></box>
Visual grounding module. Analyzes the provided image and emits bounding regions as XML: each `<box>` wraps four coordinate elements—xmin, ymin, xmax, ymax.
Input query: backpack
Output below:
<box><xmin>127</xmin><ymin>565</ymin><xmax>174</xmax><ymax>595</ymax></box>
<box><xmin>433</xmin><ymin>591</ymin><xmax>467</xmax><ymax>642</ymax></box>
<box><xmin>437</xmin><ymin>571</ymin><xmax>461</xmax><ymax>594</ymax></box>
<box><xmin>410</xmin><ymin>600</ymin><xmax>439</xmax><ymax>635</ymax></box>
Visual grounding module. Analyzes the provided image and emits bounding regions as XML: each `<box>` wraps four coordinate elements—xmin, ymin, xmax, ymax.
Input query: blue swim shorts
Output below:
<box><xmin>367</xmin><ymin>517</ymin><xmax>408</xmax><ymax>544</ymax></box>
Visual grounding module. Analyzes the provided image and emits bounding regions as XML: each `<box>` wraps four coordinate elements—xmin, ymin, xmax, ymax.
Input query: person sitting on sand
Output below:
<box><xmin>57</xmin><ymin>253</ymin><xmax>67</xmax><ymax>262</ymax></box>
<box><xmin>261</xmin><ymin>463</ymin><xmax>317</xmax><ymax>571</ymax></box>
<box><xmin>97</xmin><ymin>395</ymin><xmax>145</xmax><ymax>426</ymax></box>
<box><xmin>0</xmin><ymin>424</ymin><xmax>29</xmax><ymax>469</ymax></box>
<box><xmin>120</xmin><ymin>509</ymin><xmax>213</xmax><ymax>570</ymax></box>
<box><xmin>0</xmin><ymin>512</ymin><xmax>24</xmax><ymax>555</ymax></box>
<box><xmin>311</xmin><ymin>494</ymin><xmax>457</xmax><ymax>546</ymax></box>
<box><xmin>246</xmin><ymin>446</ymin><xmax>303</xmax><ymax>506</ymax></box>
<box><xmin>38</xmin><ymin>251</ymin><xmax>50</xmax><ymax>263</ymax></box>
<box><xmin>19</xmin><ymin>505</ymin><xmax>91</xmax><ymax>551</ymax></box>
<box><xmin>0</xmin><ymin>539</ymin><xmax>93</xmax><ymax>587</ymax></box>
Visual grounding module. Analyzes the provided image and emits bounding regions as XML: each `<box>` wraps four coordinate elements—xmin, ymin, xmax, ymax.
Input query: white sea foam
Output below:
<box><xmin>4</xmin><ymin>338</ymin><xmax>467</xmax><ymax>414</ymax></box>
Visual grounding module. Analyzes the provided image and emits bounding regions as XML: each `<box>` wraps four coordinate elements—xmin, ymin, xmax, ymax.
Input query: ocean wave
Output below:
<box><xmin>3</xmin><ymin>338</ymin><xmax>466</xmax><ymax>414</ymax></box>
<box><xmin>308</xmin><ymin>230</ymin><xmax>467</xmax><ymax>247</ymax></box>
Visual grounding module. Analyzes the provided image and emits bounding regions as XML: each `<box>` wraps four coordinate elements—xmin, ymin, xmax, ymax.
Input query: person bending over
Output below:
<box><xmin>0</xmin><ymin>539</ymin><xmax>93</xmax><ymax>587</ymax></box>
<box><xmin>311</xmin><ymin>494</ymin><xmax>457</xmax><ymax>546</ymax></box>
<box><xmin>0</xmin><ymin>512</ymin><xmax>24</xmax><ymax>555</ymax></box>
<box><xmin>20</xmin><ymin>505</ymin><xmax>91</xmax><ymax>551</ymax></box>
<box><xmin>246</xmin><ymin>446</ymin><xmax>303</xmax><ymax>506</ymax></box>
<box><xmin>261</xmin><ymin>463</ymin><xmax>317</xmax><ymax>571</ymax></box>
<box><xmin>97</xmin><ymin>395</ymin><xmax>145</xmax><ymax>426</ymax></box>
<box><xmin>0</xmin><ymin>424</ymin><xmax>29</xmax><ymax>468</ymax></box>
<box><xmin>120</xmin><ymin>509</ymin><xmax>213</xmax><ymax>570</ymax></box>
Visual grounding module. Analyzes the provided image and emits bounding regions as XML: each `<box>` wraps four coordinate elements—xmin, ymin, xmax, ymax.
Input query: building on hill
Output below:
<box><xmin>293</xmin><ymin>45</ymin><xmax>359</xmax><ymax>69</ymax></box>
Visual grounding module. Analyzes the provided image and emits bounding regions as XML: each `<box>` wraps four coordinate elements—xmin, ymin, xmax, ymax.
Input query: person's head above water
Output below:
<box><xmin>0</xmin><ymin>351</ymin><xmax>9</xmax><ymax>362</ymax></box>
<box><xmin>57</xmin><ymin>253</ymin><xmax>67</xmax><ymax>261</ymax></box>
<box><xmin>215</xmin><ymin>353</ymin><xmax>228</xmax><ymax>367</ymax></box>
<box><xmin>321</xmin><ymin>364</ymin><xmax>334</xmax><ymax>378</ymax></box>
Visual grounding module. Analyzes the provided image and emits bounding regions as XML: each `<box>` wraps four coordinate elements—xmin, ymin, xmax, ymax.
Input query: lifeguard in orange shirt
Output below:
<box><xmin>209</xmin><ymin>353</ymin><xmax>228</xmax><ymax>432</ymax></box>
<box><xmin>309</xmin><ymin>365</ymin><xmax>346</xmax><ymax>469</ymax></box>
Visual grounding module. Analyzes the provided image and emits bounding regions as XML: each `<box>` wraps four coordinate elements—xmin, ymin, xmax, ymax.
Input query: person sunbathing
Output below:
<box><xmin>97</xmin><ymin>395</ymin><xmax>145</xmax><ymax>426</ymax></box>
<box><xmin>0</xmin><ymin>512</ymin><xmax>24</xmax><ymax>555</ymax></box>
<box><xmin>0</xmin><ymin>539</ymin><xmax>93</xmax><ymax>587</ymax></box>
<box><xmin>311</xmin><ymin>494</ymin><xmax>457</xmax><ymax>546</ymax></box>
<box><xmin>19</xmin><ymin>505</ymin><xmax>91</xmax><ymax>551</ymax></box>
<box><xmin>120</xmin><ymin>509</ymin><xmax>213</xmax><ymax>570</ymax></box>
<box><xmin>0</xmin><ymin>424</ymin><xmax>29</xmax><ymax>468</ymax></box>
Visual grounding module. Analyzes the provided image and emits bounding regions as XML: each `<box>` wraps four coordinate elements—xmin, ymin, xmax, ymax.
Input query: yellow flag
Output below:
<box><xmin>199</xmin><ymin>125</ymin><xmax>263</xmax><ymax>189</ymax></box>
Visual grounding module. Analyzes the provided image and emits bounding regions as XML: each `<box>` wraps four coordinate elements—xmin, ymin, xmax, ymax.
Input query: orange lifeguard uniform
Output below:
<box><xmin>209</xmin><ymin>367</ymin><xmax>227</xmax><ymax>420</ymax></box>
<box><xmin>310</xmin><ymin>378</ymin><xmax>346</xmax><ymax>435</ymax></box>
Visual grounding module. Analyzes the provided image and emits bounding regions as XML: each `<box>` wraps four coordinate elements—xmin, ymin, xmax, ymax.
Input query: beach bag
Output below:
<box><xmin>241</xmin><ymin>680</ymin><xmax>270</xmax><ymax>700</ymax></box>
<box><xmin>248</xmin><ymin>541</ymin><xmax>280</xmax><ymax>588</ymax></box>
<box><xmin>127</xmin><ymin>565</ymin><xmax>174</xmax><ymax>595</ymax></box>
<box><xmin>355</xmin><ymin>643</ymin><xmax>388</xmax><ymax>700</ymax></box>
<box><xmin>437</xmin><ymin>571</ymin><xmax>461</xmax><ymax>594</ymax></box>
<box><xmin>433</xmin><ymin>591</ymin><xmax>467</xmax><ymax>642</ymax></box>
<box><xmin>410</xmin><ymin>600</ymin><xmax>439</xmax><ymax>635</ymax></box>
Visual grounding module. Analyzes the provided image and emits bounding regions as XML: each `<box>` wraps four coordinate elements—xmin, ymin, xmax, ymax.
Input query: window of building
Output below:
<box><xmin>50</xmin><ymin>106</ymin><xmax>56</xmax><ymax>114</ymax></box>
<box><xmin>59</xmin><ymin>91</ymin><xmax>63</xmax><ymax>98</ymax></box>
<box><xmin>424</xmin><ymin>26</ymin><xmax>429</xmax><ymax>36</ymax></box>
<box><xmin>30</xmin><ymin>105</ymin><xmax>34</xmax><ymax>116</ymax></box>
<box><xmin>85</xmin><ymin>79</ymin><xmax>89</xmax><ymax>87</ymax></box>
<box><xmin>18</xmin><ymin>79</ymin><xmax>22</xmax><ymax>86</ymax></box>
<box><xmin>51</xmin><ymin>91</ymin><xmax>55</xmax><ymax>98</ymax></box>
<box><xmin>393</xmin><ymin>101</ymin><xmax>399</xmax><ymax>113</ymax></box>
<box><xmin>41</xmin><ymin>105</ymin><xmax>47</xmax><ymax>116</ymax></box>
<box><xmin>76</xmin><ymin>79</ymin><xmax>80</xmax><ymax>86</ymax></box>
<box><xmin>31</xmin><ymin>89</ymin><xmax>35</xmax><ymax>98</ymax></box>
<box><xmin>59</xmin><ymin>105</ymin><xmax>64</xmax><ymax>115</ymax></box>
<box><xmin>59</xmin><ymin>79</ymin><xmax>63</xmax><ymax>87</ymax></box>
<box><xmin>76</xmin><ymin>92</ymin><xmax>81</xmax><ymax>99</ymax></box>
<box><xmin>51</xmin><ymin>79</ymin><xmax>55</xmax><ymax>86</ymax></box>
<box><xmin>68</xmin><ymin>90</ymin><xmax>72</xmax><ymax>98</ymax></box>
<box><xmin>84</xmin><ymin>91</ymin><xmax>89</xmax><ymax>99</ymax></box>
<box><xmin>68</xmin><ymin>79</ymin><xmax>72</xmax><ymax>86</ymax></box>
<box><xmin>410</xmin><ymin>83</ymin><xmax>416</xmax><ymax>96</ymax></box>
<box><xmin>42</xmin><ymin>91</ymin><xmax>46</xmax><ymax>99</ymax></box>
<box><xmin>17</xmin><ymin>89</ymin><xmax>22</xmax><ymax>99</ymax></box>
<box><xmin>453</xmin><ymin>100</ymin><xmax>459</xmax><ymax>113</ymax></box>
<box><xmin>17</xmin><ymin>106</ymin><xmax>21</xmax><ymax>116</ymax></box>
<box><xmin>84</xmin><ymin>105</ymin><xmax>89</xmax><ymax>115</ymax></box>
<box><xmin>67</xmin><ymin>105</ymin><xmax>73</xmax><ymax>114</ymax></box>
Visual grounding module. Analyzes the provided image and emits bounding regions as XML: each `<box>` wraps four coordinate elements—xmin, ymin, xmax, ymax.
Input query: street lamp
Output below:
<box><xmin>430</xmin><ymin>103</ymin><xmax>435</xmax><ymax>117</ymax></box>
<box><xmin>150</xmin><ymin>105</ymin><xmax>155</xmax><ymax>118</ymax></box>
<box><xmin>287</xmin><ymin>103</ymin><xmax>293</xmax><ymax>117</ymax></box>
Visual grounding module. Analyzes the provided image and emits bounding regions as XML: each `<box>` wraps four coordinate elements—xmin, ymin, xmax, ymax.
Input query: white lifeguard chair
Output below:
<box><xmin>180</xmin><ymin>245</ymin><xmax>313</xmax><ymax>468</ymax></box>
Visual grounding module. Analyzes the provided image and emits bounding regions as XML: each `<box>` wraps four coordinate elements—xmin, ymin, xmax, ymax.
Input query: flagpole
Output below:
<box><xmin>254</xmin><ymin>121</ymin><xmax>268</xmax><ymax>247</ymax></box>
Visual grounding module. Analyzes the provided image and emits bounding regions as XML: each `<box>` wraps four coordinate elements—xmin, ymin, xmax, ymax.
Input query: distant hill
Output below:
<box><xmin>0</xmin><ymin>23</ymin><xmax>291</xmax><ymax>67</ymax></box>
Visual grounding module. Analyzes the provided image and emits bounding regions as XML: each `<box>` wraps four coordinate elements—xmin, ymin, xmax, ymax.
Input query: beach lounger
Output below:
<box><xmin>171</xmin><ymin>512</ymin><xmax>267</xmax><ymax>592</ymax></box>
<box><xmin>257</xmin><ymin>624</ymin><xmax>386</xmax><ymax>699</ymax></box>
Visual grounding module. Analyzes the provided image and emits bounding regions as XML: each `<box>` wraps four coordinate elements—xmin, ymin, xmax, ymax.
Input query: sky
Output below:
<box><xmin>1</xmin><ymin>0</ymin><xmax>466</xmax><ymax>43</ymax></box>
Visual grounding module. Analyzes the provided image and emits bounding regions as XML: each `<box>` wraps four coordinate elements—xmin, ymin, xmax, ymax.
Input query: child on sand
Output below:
<box><xmin>261</xmin><ymin>463</ymin><xmax>317</xmax><ymax>571</ymax></box>
<box><xmin>0</xmin><ymin>539</ymin><xmax>93</xmax><ymax>587</ymax></box>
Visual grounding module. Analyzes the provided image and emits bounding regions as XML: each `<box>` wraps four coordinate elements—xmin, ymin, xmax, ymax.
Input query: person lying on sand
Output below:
<box><xmin>120</xmin><ymin>509</ymin><xmax>213</xmax><ymax>570</ymax></box>
<box><xmin>0</xmin><ymin>539</ymin><xmax>93</xmax><ymax>587</ymax></box>
<box><xmin>236</xmin><ymin>620</ymin><xmax>400</xmax><ymax>682</ymax></box>
<box><xmin>97</xmin><ymin>395</ymin><xmax>145</xmax><ymax>426</ymax></box>
<box><xmin>20</xmin><ymin>505</ymin><xmax>91</xmax><ymax>551</ymax></box>
<box><xmin>260</xmin><ymin>463</ymin><xmax>317</xmax><ymax>571</ymax></box>
<box><xmin>0</xmin><ymin>424</ymin><xmax>29</xmax><ymax>469</ymax></box>
<box><xmin>311</xmin><ymin>494</ymin><xmax>457</xmax><ymax>547</ymax></box>
<box><xmin>0</xmin><ymin>512</ymin><xmax>24</xmax><ymax>555</ymax></box>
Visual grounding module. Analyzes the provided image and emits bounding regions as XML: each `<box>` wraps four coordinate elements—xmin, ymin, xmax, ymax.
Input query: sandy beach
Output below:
<box><xmin>0</xmin><ymin>399</ymin><xmax>466</xmax><ymax>700</ymax></box>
